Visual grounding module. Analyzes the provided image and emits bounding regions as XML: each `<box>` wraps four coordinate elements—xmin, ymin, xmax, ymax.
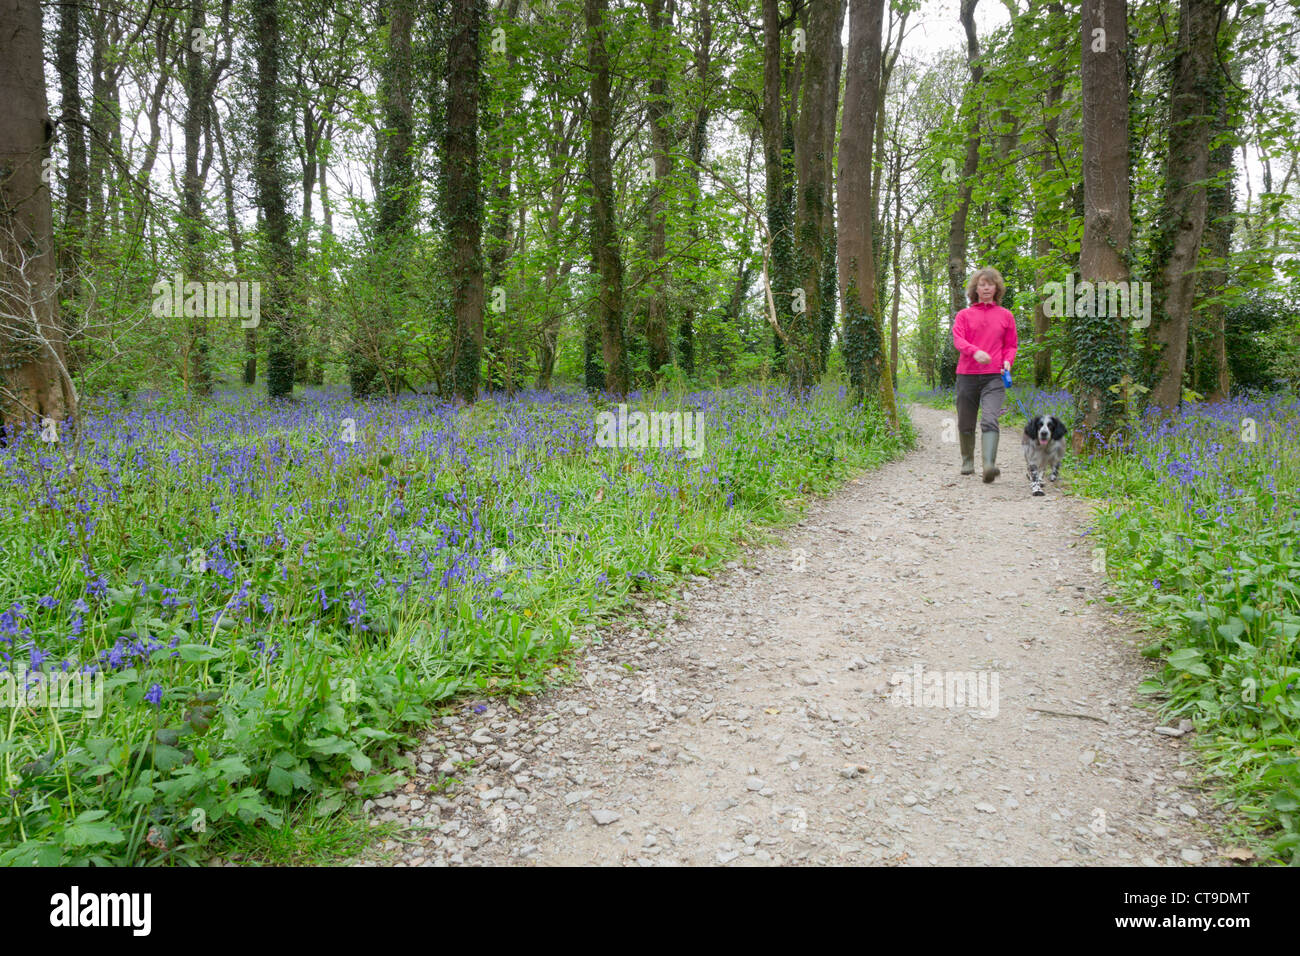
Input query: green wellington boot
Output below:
<box><xmin>981</xmin><ymin>430</ymin><xmax>1000</xmax><ymax>483</ymax></box>
<box><xmin>959</xmin><ymin>431</ymin><xmax>976</xmax><ymax>475</ymax></box>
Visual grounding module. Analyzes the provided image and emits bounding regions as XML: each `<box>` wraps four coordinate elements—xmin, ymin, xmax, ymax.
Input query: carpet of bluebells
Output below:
<box><xmin>0</xmin><ymin>384</ymin><xmax>908</xmax><ymax>864</ymax></box>
<box><xmin>1071</xmin><ymin>391</ymin><xmax>1300</xmax><ymax>863</ymax></box>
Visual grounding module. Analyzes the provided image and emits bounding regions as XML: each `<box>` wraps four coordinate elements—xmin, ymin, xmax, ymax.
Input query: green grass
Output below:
<box><xmin>0</xmin><ymin>383</ymin><xmax>912</xmax><ymax>864</ymax></box>
<box><xmin>1070</xmin><ymin>391</ymin><xmax>1300</xmax><ymax>864</ymax></box>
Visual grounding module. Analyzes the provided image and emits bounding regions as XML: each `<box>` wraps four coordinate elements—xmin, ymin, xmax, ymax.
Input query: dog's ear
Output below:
<box><xmin>1024</xmin><ymin>416</ymin><xmax>1039</xmax><ymax>438</ymax></box>
<box><xmin>1051</xmin><ymin>417</ymin><xmax>1068</xmax><ymax>440</ymax></box>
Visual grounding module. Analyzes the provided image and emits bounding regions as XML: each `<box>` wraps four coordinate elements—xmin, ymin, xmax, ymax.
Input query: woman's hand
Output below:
<box><xmin>1003</xmin><ymin>360</ymin><xmax>1011</xmax><ymax>372</ymax></box>
<box><xmin>973</xmin><ymin>350</ymin><xmax>991</xmax><ymax>364</ymax></box>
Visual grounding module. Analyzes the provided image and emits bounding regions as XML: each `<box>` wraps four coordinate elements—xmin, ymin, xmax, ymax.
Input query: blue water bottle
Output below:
<box><xmin>1001</xmin><ymin>366</ymin><xmax>1012</xmax><ymax>388</ymax></box>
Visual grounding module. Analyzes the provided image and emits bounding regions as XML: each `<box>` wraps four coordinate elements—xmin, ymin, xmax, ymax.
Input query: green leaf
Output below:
<box><xmin>1166</xmin><ymin>648</ymin><xmax>1212</xmax><ymax>677</ymax></box>
<box><xmin>314</xmin><ymin>792</ymin><xmax>346</xmax><ymax>817</ymax></box>
<box><xmin>267</xmin><ymin>764</ymin><xmax>294</xmax><ymax>796</ymax></box>
<box><xmin>355</xmin><ymin>771</ymin><xmax>406</xmax><ymax>798</ymax></box>
<box><xmin>1269</xmin><ymin>790</ymin><xmax>1300</xmax><ymax>813</ymax></box>
<box><xmin>150</xmin><ymin>744</ymin><xmax>187</xmax><ymax>771</ymax></box>
<box><xmin>305</xmin><ymin>735</ymin><xmax>353</xmax><ymax>755</ymax></box>
<box><xmin>1217</xmin><ymin>619</ymin><xmax>1246</xmax><ymax>641</ymax></box>
<box><xmin>63</xmin><ymin>810</ymin><xmax>126</xmax><ymax>847</ymax></box>
<box><xmin>1167</xmin><ymin>648</ymin><xmax>1203</xmax><ymax>669</ymax></box>
<box><xmin>175</xmin><ymin>644</ymin><xmax>225</xmax><ymax>662</ymax></box>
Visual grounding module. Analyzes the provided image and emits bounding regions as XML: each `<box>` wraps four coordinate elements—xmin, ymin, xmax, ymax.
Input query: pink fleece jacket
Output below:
<box><xmin>953</xmin><ymin>301</ymin><xmax>1018</xmax><ymax>375</ymax></box>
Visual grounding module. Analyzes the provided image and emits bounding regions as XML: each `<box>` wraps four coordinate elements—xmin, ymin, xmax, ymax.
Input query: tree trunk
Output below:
<box><xmin>1200</xmin><ymin>29</ymin><xmax>1239</xmax><ymax>402</ymax></box>
<box><xmin>55</xmin><ymin>0</ymin><xmax>87</xmax><ymax>378</ymax></box>
<box><xmin>251</xmin><ymin>0</ymin><xmax>295</xmax><ymax>399</ymax></box>
<box><xmin>1073</xmin><ymin>0</ymin><xmax>1133</xmax><ymax>449</ymax></box>
<box><xmin>1202</xmin><ymin>155</ymin><xmax>1233</xmax><ymax>402</ymax></box>
<box><xmin>485</xmin><ymin>0</ymin><xmax>523</xmax><ymax>394</ymax></box>
<box><xmin>1032</xmin><ymin>3</ymin><xmax>1067</xmax><ymax>387</ymax></box>
<box><xmin>184</xmin><ymin>0</ymin><xmax>210</xmax><ymax>395</ymax></box>
<box><xmin>447</xmin><ymin>0</ymin><xmax>485</xmax><ymax>402</ymax></box>
<box><xmin>762</xmin><ymin>0</ymin><xmax>793</xmax><ymax>369</ymax></box>
<box><xmin>889</xmin><ymin>146</ymin><xmax>905</xmax><ymax>391</ymax></box>
<box><xmin>215</xmin><ymin>110</ymin><xmax>255</xmax><ymax>386</ymax></box>
<box><xmin>0</xmin><ymin>0</ymin><xmax>78</xmax><ymax>435</ymax></box>
<box><xmin>86</xmin><ymin>11</ymin><xmax>110</xmax><ymax>247</ymax></box>
<box><xmin>789</xmin><ymin>0</ymin><xmax>841</xmax><ymax>393</ymax></box>
<box><xmin>817</xmin><ymin>0</ymin><xmax>844</xmax><ymax>375</ymax></box>
<box><xmin>1147</xmin><ymin>0</ymin><xmax>1227</xmax><ymax>411</ymax></box>
<box><xmin>943</xmin><ymin>0</ymin><xmax>983</xmax><ymax>389</ymax></box>
<box><xmin>583</xmin><ymin>311</ymin><xmax>604</xmax><ymax>392</ymax></box>
<box><xmin>868</xmin><ymin>12</ymin><xmax>904</xmax><ymax>322</ymax></box>
<box><xmin>917</xmin><ymin>234</ymin><xmax>938</xmax><ymax>387</ymax></box>
<box><xmin>679</xmin><ymin>0</ymin><xmax>712</xmax><ymax>378</ymax></box>
<box><xmin>839</xmin><ymin>0</ymin><xmax>894</xmax><ymax>419</ymax></box>
<box><xmin>536</xmin><ymin>162</ymin><xmax>572</xmax><ymax>390</ymax></box>
<box><xmin>586</xmin><ymin>0</ymin><xmax>627</xmax><ymax>396</ymax></box>
<box><xmin>642</xmin><ymin>0</ymin><xmax>674</xmax><ymax>378</ymax></box>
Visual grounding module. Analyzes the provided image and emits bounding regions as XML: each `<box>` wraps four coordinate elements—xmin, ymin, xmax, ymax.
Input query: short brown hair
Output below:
<box><xmin>966</xmin><ymin>267</ymin><xmax>1006</xmax><ymax>305</ymax></box>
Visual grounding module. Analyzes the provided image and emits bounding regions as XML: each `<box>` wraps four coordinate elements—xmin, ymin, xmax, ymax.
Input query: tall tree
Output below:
<box><xmin>251</xmin><ymin>0</ymin><xmax>295</xmax><ymax>398</ymax></box>
<box><xmin>184</xmin><ymin>0</ymin><xmax>211</xmax><ymax>394</ymax></box>
<box><xmin>1146</xmin><ymin>0</ymin><xmax>1229</xmax><ymax>410</ymax></box>
<box><xmin>869</xmin><ymin>4</ymin><xmax>906</xmax><ymax>323</ymax></box>
<box><xmin>817</xmin><ymin>0</ymin><xmax>845</xmax><ymax>374</ymax></box>
<box><xmin>839</xmin><ymin>0</ymin><xmax>895</xmax><ymax>420</ymax></box>
<box><xmin>678</xmin><ymin>0</ymin><xmax>712</xmax><ymax>377</ymax></box>
<box><xmin>886</xmin><ymin>131</ymin><xmax>911</xmax><ymax>391</ymax></box>
<box><xmin>55</xmin><ymin>0</ymin><xmax>87</xmax><ymax>376</ymax></box>
<box><xmin>1030</xmin><ymin>1</ymin><xmax>1067</xmax><ymax>386</ymax></box>
<box><xmin>0</xmin><ymin>0</ymin><xmax>78</xmax><ymax>434</ymax></box>
<box><xmin>586</xmin><ymin>0</ymin><xmax>628</xmax><ymax>396</ymax></box>
<box><xmin>213</xmin><ymin>108</ymin><xmax>254</xmax><ymax>384</ymax></box>
<box><xmin>86</xmin><ymin>6</ymin><xmax>119</xmax><ymax>249</ymax></box>
<box><xmin>485</xmin><ymin>0</ymin><xmax>524</xmax><ymax>393</ymax></box>
<box><xmin>1200</xmin><ymin>51</ymin><xmax>1241</xmax><ymax>402</ymax></box>
<box><xmin>788</xmin><ymin>0</ymin><xmax>842</xmax><ymax>392</ymax></box>
<box><xmin>447</xmin><ymin>0</ymin><xmax>485</xmax><ymax>402</ymax></box>
<box><xmin>643</xmin><ymin>0</ymin><xmax>674</xmax><ymax>378</ymax></box>
<box><xmin>1072</xmin><ymin>0</ymin><xmax>1133</xmax><ymax>448</ymax></box>
<box><xmin>762</xmin><ymin>0</ymin><xmax>795</xmax><ymax>370</ymax></box>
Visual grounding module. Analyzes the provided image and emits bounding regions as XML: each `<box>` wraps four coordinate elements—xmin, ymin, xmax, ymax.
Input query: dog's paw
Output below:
<box><xmin>1031</xmin><ymin>485</ymin><xmax>1045</xmax><ymax>496</ymax></box>
<box><xmin>1049</xmin><ymin>472</ymin><xmax>1060</xmax><ymax>482</ymax></box>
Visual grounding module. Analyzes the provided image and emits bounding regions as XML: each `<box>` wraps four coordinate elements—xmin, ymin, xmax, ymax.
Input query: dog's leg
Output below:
<box><xmin>1029</xmin><ymin>466</ymin><xmax>1044</xmax><ymax>496</ymax></box>
<box><xmin>1049</xmin><ymin>464</ymin><xmax>1060</xmax><ymax>482</ymax></box>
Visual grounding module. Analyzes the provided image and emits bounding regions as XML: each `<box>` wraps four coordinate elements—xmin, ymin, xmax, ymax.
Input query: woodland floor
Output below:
<box><xmin>353</xmin><ymin>404</ymin><xmax>1233</xmax><ymax>867</ymax></box>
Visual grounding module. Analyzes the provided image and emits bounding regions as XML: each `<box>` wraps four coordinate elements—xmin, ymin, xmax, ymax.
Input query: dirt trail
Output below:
<box><xmin>357</xmin><ymin>404</ymin><xmax>1230</xmax><ymax>867</ymax></box>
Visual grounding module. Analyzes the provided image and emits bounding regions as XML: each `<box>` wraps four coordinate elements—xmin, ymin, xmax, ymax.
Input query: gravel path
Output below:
<box><xmin>355</xmin><ymin>404</ymin><xmax>1231</xmax><ymax>867</ymax></box>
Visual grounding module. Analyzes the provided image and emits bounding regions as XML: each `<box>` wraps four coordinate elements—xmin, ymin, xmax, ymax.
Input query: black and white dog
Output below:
<box><xmin>1022</xmin><ymin>415</ymin><xmax>1067</xmax><ymax>496</ymax></box>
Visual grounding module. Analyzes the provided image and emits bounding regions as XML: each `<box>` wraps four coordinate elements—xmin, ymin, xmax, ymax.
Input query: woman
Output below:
<box><xmin>952</xmin><ymin>268</ymin><xmax>1018</xmax><ymax>482</ymax></box>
